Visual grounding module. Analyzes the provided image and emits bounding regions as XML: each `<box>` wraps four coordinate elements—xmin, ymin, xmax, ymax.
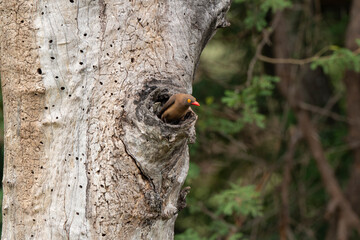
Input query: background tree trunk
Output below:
<box><xmin>0</xmin><ymin>0</ymin><xmax>231</xmax><ymax>239</ymax></box>
<box><xmin>344</xmin><ymin>0</ymin><xmax>360</xmax><ymax>218</ymax></box>
<box><xmin>274</xmin><ymin>7</ymin><xmax>360</xmax><ymax>239</ymax></box>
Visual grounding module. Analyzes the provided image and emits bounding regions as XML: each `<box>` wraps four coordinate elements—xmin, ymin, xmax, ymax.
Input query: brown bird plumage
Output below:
<box><xmin>160</xmin><ymin>93</ymin><xmax>200</xmax><ymax>123</ymax></box>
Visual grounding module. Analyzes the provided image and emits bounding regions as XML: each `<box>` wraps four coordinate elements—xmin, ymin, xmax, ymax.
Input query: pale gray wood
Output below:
<box><xmin>0</xmin><ymin>0</ymin><xmax>231</xmax><ymax>239</ymax></box>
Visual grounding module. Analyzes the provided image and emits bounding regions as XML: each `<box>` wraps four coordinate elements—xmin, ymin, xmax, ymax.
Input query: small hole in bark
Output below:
<box><xmin>100</xmin><ymin>184</ymin><xmax>104</xmax><ymax>188</ymax></box>
<box><xmin>102</xmin><ymin>234</ymin><xmax>106</xmax><ymax>237</ymax></box>
<box><xmin>76</xmin><ymin>212</ymin><xmax>79</xmax><ymax>215</ymax></box>
<box><xmin>40</xmin><ymin>141</ymin><xmax>43</xmax><ymax>144</ymax></box>
<box><xmin>110</xmin><ymin>44</ymin><xmax>113</xmax><ymax>47</ymax></box>
<box><xmin>33</xmin><ymin>219</ymin><xmax>35</xmax><ymax>222</ymax></box>
<box><xmin>52</xmin><ymin>105</ymin><xmax>55</xmax><ymax>107</ymax></box>
<box><xmin>114</xmin><ymin>80</ymin><xmax>117</xmax><ymax>83</ymax></box>
<box><xmin>100</xmin><ymin>82</ymin><xmax>103</xmax><ymax>85</ymax></box>
<box><xmin>79</xmin><ymin>185</ymin><xmax>82</xmax><ymax>188</ymax></box>
<box><xmin>80</xmin><ymin>49</ymin><xmax>83</xmax><ymax>53</ymax></box>
<box><xmin>51</xmin><ymin>57</ymin><xmax>55</xmax><ymax>60</ymax></box>
<box><xmin>37</xmin><ymin>68</ymin><xmax>42</xmax><ymax>74</ymax></box>
<box><xmin>79</xmin><ymin>62</ymin><xmax>83</xmax><ymax>65</ymax></box>
<box><xmin>31</xmin><ymin>170</ymin><xmax>34</xmax><ymax>174</ymax></box>
<box><xmin>76</xmin><ymin>157</ymin><xmax>79</xmax><ymax>160</ymax></box>
<box><xmin>51</xmin><ymin>189</ymin><xmax>53</xmax><ymax>192</ymax></box>
<box><xmin>70</xmin><ymin>0</ymin><xmax>74</xmax><ymax>2</ymax></box>
<box><xmin>56</xmin><ymin>117</ymin><xmax>58</xmax><ymax>119</ymax></box>
<box><xmin>117</xmin><ymin>27</ymin><xmax>121</xmax><ymax>30</ymax></box>
<box><xmin>131</xmin><ymin>58</ymin><xmax>135</xmax><ymax>63</ymax></box>
<box><xmin>68</xmin><ymin>95</ymin><xmax>72</xmax><ymax>97</ymax></box>
<box><xmin>68</xmin><ymin>184</ymin><xmax>70</xmax><ymax>187</ymax></box>
<box><xmin>20</xmin><ymin>20</ymin><xmax>24</xmax><ymax>23</ymax></box>
<box><xmin>40</xmin><ymin>166</ymin><xmax>43</xmax><ymax>169</ymax></box>
<box><xmin>55</xmin><ymin>76</ymin><xmax>59</xmax><ymax>79</ymax></box>
<box><xmin>61</xmin><ymin>87</ymin><xmax>65</xmax><ymax>90</ymax></box>
<box><xmin>68</xmin><ymin>154</ymin><xmax>71</xmax><ymax>156</ymax></box>
<box><xmin>41</xmin><ymin>12</ymin><xmax>44</xmax><ymax>15</ymax></box>
<box><xmin>44</xmin><ymin>107</ymin><xmax>48</xmax><ymax>110</ymax></box>
<box><xmin>49</xmin><ymin>40</ymin><xmax>53</xmax><ymax>43</ymax></box>
<box><xmin>31</xmin><ymin>235</ymin><xmax>34</xmax><ymax>237</ymax></box>
<box><xmin>84</xmin><ymin>33</ymin><xmax>87</xmax><ymax>36</ymax></box>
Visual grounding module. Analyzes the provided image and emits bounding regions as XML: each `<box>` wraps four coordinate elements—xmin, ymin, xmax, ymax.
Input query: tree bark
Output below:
<box><xmin>0</xmin><ymin>0</ymin><xmax>231</xmax><ymax>239</ymax></box>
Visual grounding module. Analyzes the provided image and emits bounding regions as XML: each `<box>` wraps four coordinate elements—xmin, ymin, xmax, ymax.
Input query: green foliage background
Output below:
<box><xmin>175</xmin><ymin>0</ymin><xmax>358</xmax><ymax>239</ymax></box>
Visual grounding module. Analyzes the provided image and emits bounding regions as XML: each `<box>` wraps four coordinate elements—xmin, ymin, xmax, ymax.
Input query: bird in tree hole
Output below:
<box><xmin>160</xmin><ymin>93</ymin><xmax>200</xmax><ymax>123</ymax></box>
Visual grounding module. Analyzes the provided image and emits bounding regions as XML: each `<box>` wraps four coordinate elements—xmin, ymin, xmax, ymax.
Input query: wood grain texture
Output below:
<box><xmin>0</xmin><ymin>0</ymin><xmax>231</xmax><ymax>239</ymax></box>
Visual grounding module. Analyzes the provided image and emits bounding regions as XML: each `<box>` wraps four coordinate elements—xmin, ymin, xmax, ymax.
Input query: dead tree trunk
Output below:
<box><xmin>0</xmin><ymin>0</ymin><xmax>231</xmax><ymax>239</ymax></box>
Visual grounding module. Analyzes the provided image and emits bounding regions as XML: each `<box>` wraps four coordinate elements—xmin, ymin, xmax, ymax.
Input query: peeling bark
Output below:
<box><xmin>0</xmin><ymin>0</ymin><xmax>231</xmax><ymax>239</ymax></box>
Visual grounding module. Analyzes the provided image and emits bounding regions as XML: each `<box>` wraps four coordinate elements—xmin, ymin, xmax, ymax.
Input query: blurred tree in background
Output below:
<box><xmin>175</xmin><ymin>0</ymin><xmax>360</xmax><ymax>239</ymax></box>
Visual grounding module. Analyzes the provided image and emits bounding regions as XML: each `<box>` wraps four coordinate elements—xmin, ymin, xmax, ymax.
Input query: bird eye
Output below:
<box><xmin>187</xmin><ymin>99</ymin><xmax>191</xmax><ymax>103</ymax></box>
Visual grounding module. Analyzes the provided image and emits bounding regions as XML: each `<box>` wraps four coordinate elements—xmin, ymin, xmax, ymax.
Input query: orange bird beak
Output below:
<box><xmin>191</xmin><ymin>101</ymin><xmax>200</xmax><ymax>106</ymax></box>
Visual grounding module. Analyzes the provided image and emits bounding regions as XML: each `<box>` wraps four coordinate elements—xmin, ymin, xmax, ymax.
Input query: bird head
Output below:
<box><xmin>184</xmin><ymin>94</ymin><xmax>200</xmax><ymax>107</ymax></box>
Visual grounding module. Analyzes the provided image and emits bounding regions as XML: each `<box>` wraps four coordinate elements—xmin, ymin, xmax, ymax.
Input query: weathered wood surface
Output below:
<box><xmin>0</xmin><ymin>0</ymin><xmax>231</xmax><ymax>239</ymax></box>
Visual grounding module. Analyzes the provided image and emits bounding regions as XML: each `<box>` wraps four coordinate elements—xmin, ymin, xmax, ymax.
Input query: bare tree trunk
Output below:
<box><xmin>0</xmin><ymin>0</ymin><xmax>231</xmax><ymax>239</ymax></box>
<box><xmin>344</xmin><ymin>0</ymin><xmax>360</xmax><ymax>218</ymax></box>
<box><xmin>273</xmin><ymin>10</ymin><xmax>360</xmax><ymax>240</ymax></box>
<box><xmin>324</xmin><ymin>1</ymin><xmax>360</xmax><ymax>239</ymax></box>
